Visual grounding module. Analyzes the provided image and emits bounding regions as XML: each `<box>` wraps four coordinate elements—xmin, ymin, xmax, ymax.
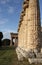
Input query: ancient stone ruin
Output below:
<box><xmin>10</xmin><ymin>33</ymin><xmax>18</xmax><ymax>47</ymax></box>
<box><xmin>16</xmin><ymin>0</ymin><xmax>42</xmax><ymax>64</ymax></box>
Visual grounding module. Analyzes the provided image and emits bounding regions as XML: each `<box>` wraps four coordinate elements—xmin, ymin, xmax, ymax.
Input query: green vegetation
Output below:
<box><xmin>0</xmin><ymin>47</ymin><xmax>42</xmax><ymax>65</ymax></box>
<box><xmin>0</xmin><ymin>32</ymin><xmax>11</xmax><ymax>46</ymax></box>
<box><xmin>0</xmin><ymin>32</ymin><xmax>3</xmax><ymax>46</ymax></box>
<box><xmin>2</xmin><ymin>39</ymin><xmax>10</xmax><ymax>46</ymax></box>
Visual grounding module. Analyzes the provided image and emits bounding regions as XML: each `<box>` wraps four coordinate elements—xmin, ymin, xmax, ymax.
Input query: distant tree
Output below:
<box><xmin>0</xmin><ymin>32</ymin><xmax>3</xmax><ymax>46</ymax></box>
<box><xmin>2</xmin><ymin>39</ymin><xmax>10</xmax><ymax>46</ymax></box>
<box><xmin>0</xmin><ymin>32</ymin><xmax>3</xmax><ymax>40</ymax></box>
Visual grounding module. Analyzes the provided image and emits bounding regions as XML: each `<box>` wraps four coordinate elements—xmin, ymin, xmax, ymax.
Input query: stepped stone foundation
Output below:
<box><xmin>16</xmin><ymin>0</ymin><xmax>42</xmax><ymax>63</ymax></box>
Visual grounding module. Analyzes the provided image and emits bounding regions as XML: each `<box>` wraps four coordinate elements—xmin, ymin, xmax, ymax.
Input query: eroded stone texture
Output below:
<box><xmin>16</xmin><ymin>0</ymin><xmax>41</xmax><ymax>61</ymax></box>
<box><xmin>27</xmin><ymin>0</ymin><xmax>41</xmax><ymax>51</ymax></box>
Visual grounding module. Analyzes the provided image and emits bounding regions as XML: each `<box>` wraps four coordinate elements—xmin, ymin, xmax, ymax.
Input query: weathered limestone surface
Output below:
<box><xmin>18</xmin><ymin>0</ymin><xmax>41</xmax><ymax>51</ymax></box>
<box><xmin>28</xmin><ymin>58</ymin><xmax>42</xmax><ymax>64</ymax></box>
<box><xmin>27</xmin><ymin>0</ymin><xmax>41</xmax><ymax>51</ymax></box>
<box><xmin>16</xmin><ymin>0</ymin><xmax>41</xmax><ymax>62</ymax></box>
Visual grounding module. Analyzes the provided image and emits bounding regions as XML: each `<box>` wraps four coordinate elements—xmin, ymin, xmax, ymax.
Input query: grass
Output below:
<box><xmin>0</xmin><ymin>46</ymin><xmax>42</xmax><ymax>65</ymax></box>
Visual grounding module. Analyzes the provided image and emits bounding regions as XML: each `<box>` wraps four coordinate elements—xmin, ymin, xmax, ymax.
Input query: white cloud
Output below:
<box><xmin>1</xmin><ymin>0</ymin><xmax>10</xmax><ymax>4</ymax></box>
<box><xmin>0</xmin><ymin>19</ymin><xmax>8</xmax><ymax>25</ymax></box>
<box><xmin>7</xmin><ymin>0</ymin><xmax>10</xmax><ymax>2</ymax></box>
<box><xmin>3</xmin><ymin>29</ymin><xmax>17</xmax><ymax>34</ymax></box>
<box><xmin>3</xmin><ymin>29</ymin><xmax>17</xmax><ymax>39</ymax></box>
<box><xmin>8</xmin><ymin>6</ymin><xmax>14</xmax><ymax>14</ymax></box>
<box><xmin>1</xmin><ymin>0</ymin><xmax>6</xmax><ymax>4</ymax></box>
<box><xmin>3</xmin><ymin>32</ymin><xmax>10</xmax><ymax>39</ymax></box>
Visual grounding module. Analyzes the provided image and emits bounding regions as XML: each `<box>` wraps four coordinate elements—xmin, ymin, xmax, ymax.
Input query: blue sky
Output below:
<box><xmin>0</xmin><ymin>0</ymin><xmax>42</xmax><ymax>39</ymax></box>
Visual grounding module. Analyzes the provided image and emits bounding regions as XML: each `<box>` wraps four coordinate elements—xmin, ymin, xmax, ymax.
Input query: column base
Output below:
<box><xmin>16</xmin><ymin>47</ymin><xmax>24</xmax><ymax>61</ymax></box>
<box><xmin>16</xmin><ymin>47</ymin><xmax>37</xmax><ymax>60</ymax></box>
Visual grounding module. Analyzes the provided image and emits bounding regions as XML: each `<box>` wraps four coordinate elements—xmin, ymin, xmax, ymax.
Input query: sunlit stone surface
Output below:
<box><xmin>16</xmin><ymin>0</ymin><xmax>41</xmax><ymax>63</ymax></box>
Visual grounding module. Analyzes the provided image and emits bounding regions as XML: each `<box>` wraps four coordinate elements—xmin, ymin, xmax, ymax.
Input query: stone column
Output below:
<box><xmin>21</xmin><ymin>21</ymin><xmax>24</xmax><ymax>48</ymax></box>
<box><xmin>14</xmin><ymin>37</ymin><xmax>18</xmax><ymax>47</ymax></box>
<box><xmin>10</xmin><ymin>37</ymin><xmax>13</xmax><ymax>46</ymax></box>
<box><xmin>21</xmin><ymin>0</ymin><xmax>29</xmax><ymax>51</ymax></box>
<box><xmin>16</xmin><ymin>0</ymin><xmax>41</xmax><ymax>60</ymax></box>
<box><xmin>18</xmin><ymin>27</ymin><xmax>21</xmax><ymax>47</ymax></box>
<box><xmin>23</xmin><ymin>8</ymin><xmax>28</xmax><ymax>50</ymax></box>
<box><xmin>27</xmin><ymin>0</ymin><xmax>41</xmax><ymax>51</ymax></box>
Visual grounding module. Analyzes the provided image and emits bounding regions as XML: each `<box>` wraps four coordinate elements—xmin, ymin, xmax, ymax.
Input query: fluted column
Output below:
<box><xmin>16</xmin><ymin>0</ymin><xmax>41</xmax><ymax>60</ymax></box>
<box><xmin>27</xmin><ymin>0</ymin><xmax>41</xmax><ymax>51</ymax></box>
<box><xmin>22</xmin><ymin>8</ymin><xmax>28</xmax><ymax>50</ymax></box>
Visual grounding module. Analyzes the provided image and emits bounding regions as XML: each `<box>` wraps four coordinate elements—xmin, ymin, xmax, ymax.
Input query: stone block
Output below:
<box><xmin>27</xmin><ymin>50</ymin><xmax>36</xmax><ymax>58</ymax></box>
<box><xmin>41</xmin><ymin>48</ymin><xmax>42</xmax><ymax>53</ymax></box>
<box><xmin>16</xmin><ymin>47</ymin><xmax>24</xmax><ymax>61</ymax></box>
<box><xmin>17</xmin><ymin>47</ymin><xmax>28</xmax><ymax>58</ymax></box>
<box><xmin>28</xmin><ymin>58</ymin><xmax>42</xmax><ymax>64</ymax></box>
<box><xmin>36</xmin><ymin>53</ymin><xmax>42</xmax><ymax>58</ymax></box>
